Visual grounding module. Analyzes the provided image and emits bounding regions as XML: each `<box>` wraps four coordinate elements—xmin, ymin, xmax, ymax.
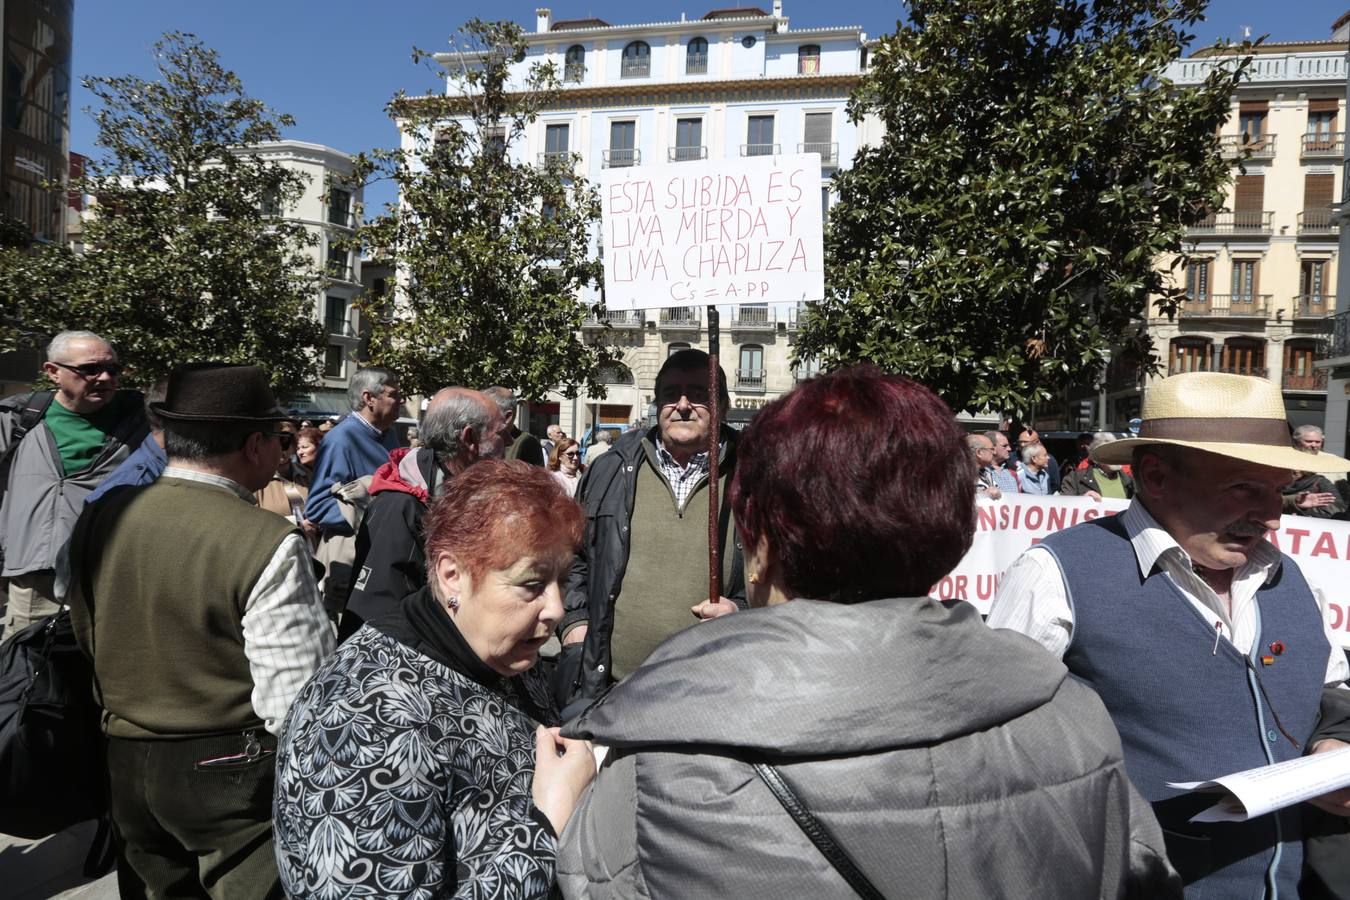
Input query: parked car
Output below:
<box><xmin>579</xmin><ymin>424</ymin><xmax>628</xmax><ymax>463</ymax></box>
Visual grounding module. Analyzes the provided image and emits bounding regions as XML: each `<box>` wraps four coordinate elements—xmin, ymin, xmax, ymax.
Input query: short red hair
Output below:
<box><xmin>730</xmin><ymin>364</ymin><xmax>975</xmax><ymax>603</ymax></box>
<box><xmin>423</xmin><ymin>460</ymin><xmax>584</xmax><ymax>584</ymax></box>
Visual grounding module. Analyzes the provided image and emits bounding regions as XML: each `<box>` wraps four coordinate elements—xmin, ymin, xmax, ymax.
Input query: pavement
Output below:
<box><xmin>0</xmin><ymin>822</ymin><xmax>119</xmax><ymax>899</ymax></box>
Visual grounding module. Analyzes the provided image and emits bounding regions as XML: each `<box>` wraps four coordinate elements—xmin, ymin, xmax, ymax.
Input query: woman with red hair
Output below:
<box><xmin>555</xmin><ymin>365</ymin><xmax>1178</xmax><ymax>898</ymax></box>
<box><xmin>274</xmin><ymin>461</ymin><xmax>596</xmax><ymax>898</ymax></box>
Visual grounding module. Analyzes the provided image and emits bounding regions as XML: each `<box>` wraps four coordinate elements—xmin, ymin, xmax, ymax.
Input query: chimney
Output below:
<box><xmin>536</xmin><ymin>7</ymin><xmax>552</xmax><ymax>33</ymax></box>
<box><xmin>773</xmin><ymin>1</ymin><xmax>783</xmax><ymax>17</ymax></box>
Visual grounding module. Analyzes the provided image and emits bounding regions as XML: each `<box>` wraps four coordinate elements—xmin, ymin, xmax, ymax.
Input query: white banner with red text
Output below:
<box><xmin>934</xmin><ymin>493</ymin><xmax>1350</xmax><ymax>651</ymax></box>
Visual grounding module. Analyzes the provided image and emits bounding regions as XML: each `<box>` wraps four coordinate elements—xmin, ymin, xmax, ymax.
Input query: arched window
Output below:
<box><xmin>600</xmin><ymin>363</ymin><xmax>634</xmax><ymax>385</ymax></box>
<box><xmin>564</xmin><ymin>45</ymin><xmax>585</xmax><ymax>82</ymax></box>
<box><xmin>687</xmin><ymin>37</ymin><xmax>708</xmax><ymax>74</ymax></box>
<box><xmin>622</xmin><ymin>41</ymin><xmax>650</xmax><ymax>78</ymax></box>
<box><xmin>798</xmin><ymin>44</ymin><xmax>821</xmax><ymax>74</ymax></box>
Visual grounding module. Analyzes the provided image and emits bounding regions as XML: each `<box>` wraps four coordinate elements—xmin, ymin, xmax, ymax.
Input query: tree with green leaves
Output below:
<box><xmin>0</xmin><ymin>32</ymin><xmax>324</xmax><ymax>393</ymax></box>
<box><xmin>797</xmin><ymin>0</ymin><xmax>1247</xmax><ymax>415</ymax></box>
<box><xmin>354</xmin><ymin>19</ymin><xmax>615</xmax><ymax>400</ymax></box>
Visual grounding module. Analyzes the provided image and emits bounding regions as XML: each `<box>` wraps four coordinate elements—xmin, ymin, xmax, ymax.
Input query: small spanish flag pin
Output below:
<box><xmin>1261</xmin><ymin>655</ymin><xmax>1275</xmax><ymax>666</ymax></box>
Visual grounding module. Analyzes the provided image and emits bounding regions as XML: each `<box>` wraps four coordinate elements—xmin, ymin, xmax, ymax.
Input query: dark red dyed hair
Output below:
<box><xmin>730</xmin><ymin>364</ymin><xmax>975</xmax><ymax>603</ymax></box>
<box><xmin>423</xmin><ymin>459</ymin><xmax>584</xmax><ymax>585</ymax></box>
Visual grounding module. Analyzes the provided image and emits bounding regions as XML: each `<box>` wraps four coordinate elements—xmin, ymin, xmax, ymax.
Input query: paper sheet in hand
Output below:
<box><xmin>1167</xmin><ymin>747</ymin><xmax>1350</xmax><ymax>823</ymax></box>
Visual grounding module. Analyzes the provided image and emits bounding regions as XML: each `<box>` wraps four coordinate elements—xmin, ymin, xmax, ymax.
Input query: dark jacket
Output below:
<box><xmin>558</xmin><ymin>425</ymin><xmax>744</xmax><ymax>708</ymax></box>
<box><xmin>557</xmin><ymin>597</ymin><xmax>1179</xmax><ymax>899</ymax></box>
<box><xmin>506</xmin><ymin>427</ymin><xmax>545</xmax><ymax>466</ymax></box>
<box><xmin>342</xmin><ymin>447</ymin><xmax>441</xmax><ymax>639</ymax></box>
<box><xmin>1058</xmin><ymin>463</ymin><xmax>1134</xmax><ymax>499</ymax></box>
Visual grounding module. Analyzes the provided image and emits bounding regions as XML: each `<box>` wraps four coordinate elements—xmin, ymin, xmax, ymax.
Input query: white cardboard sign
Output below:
<box><xmin>599</xmin><ymin>153</ymin><xmax>825</xmax><ymax>311</ymax></box>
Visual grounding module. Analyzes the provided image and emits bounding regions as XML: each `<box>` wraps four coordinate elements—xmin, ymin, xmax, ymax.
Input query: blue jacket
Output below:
<box><xmin>303</xmin><ymin>414</ymin><xmax>399</xmax><ymax>535</ymax></box>
<box><xmin>84</xmin><ymin>433</ymin><xmax>166</xmax><ymax>505</ymax></box>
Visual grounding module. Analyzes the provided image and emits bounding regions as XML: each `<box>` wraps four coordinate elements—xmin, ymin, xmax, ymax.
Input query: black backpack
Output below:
<box><xmin>0</xmin><ymin>390</ymin><xmax>54</xmax><ymax>507</ymax></box>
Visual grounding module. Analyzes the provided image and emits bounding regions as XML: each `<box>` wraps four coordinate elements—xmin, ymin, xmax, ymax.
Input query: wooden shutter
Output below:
<box><xmin>1239</xmin><ymin>100</ymin><xmax>1269</xmax><ymax>113</ymax></box>
<box><xmin>1234</xmin><ymin>175</ymin><xmax>1265</xmax><ymax>212</ymax></box>
<box><xmin>1304</xmin><ymin>173</ymin><xmax>1335</xmax><ymax>208</ymax></box>
<box><xmin>1309</xmin><ymin>99</ymin><xmax>1339</xmax><ymax>113</ymax></box>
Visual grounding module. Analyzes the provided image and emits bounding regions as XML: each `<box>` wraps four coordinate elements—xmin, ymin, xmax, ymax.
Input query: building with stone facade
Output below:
<box><xmin>1139</xmin><ymin>36</ymin><xmax>1347</xmax><ymax>433</ymax></box>
<box><xmin>426</xmin><ymin>4</ymin><xmax>874</xmax><ymax>438</ymax></box>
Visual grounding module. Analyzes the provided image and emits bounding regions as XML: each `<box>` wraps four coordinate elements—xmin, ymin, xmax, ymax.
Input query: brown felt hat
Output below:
<box><xmin>1092</xmin><ymin>372</ymin><xmax>1350</xmax><ymax>473</ymax></box>
<box><xmin>151</xmin><ymin>363</ymin><xmax>289</xmax><ymax>424</ymax></box>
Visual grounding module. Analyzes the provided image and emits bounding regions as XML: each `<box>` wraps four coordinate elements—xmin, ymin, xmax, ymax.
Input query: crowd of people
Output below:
<box><xmin>0</xmin><ymin>329</ymin><xmax>1347</xmax><ymax>899</ymax></box>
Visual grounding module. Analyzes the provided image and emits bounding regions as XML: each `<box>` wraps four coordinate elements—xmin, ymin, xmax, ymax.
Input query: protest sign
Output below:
<box><xmin>598</xmin><ymin>153</ymin><xmax>825</xmax><ymax>311</ymax></box>
<box><xmin>938</xmin><ymin>493</ymin><xmax>1350</xmax><ymax>651</ymax></box>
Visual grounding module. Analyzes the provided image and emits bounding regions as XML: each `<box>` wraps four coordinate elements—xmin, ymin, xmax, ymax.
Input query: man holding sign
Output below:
<box><xmin>556</xmin><ymin>350</ymin><xmax>745</xmax><ymax>711</ymax></box>
<box><xmin>989</xmin><ymin>372</ymin><xmax>1350</xmax><ymax>898</ymax></box>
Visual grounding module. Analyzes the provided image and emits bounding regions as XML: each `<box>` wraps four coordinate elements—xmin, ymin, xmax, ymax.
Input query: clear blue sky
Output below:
<box><xmin>70</xmin><ymin>1</ymin><xmax>1350</xmax><ymax>218</ymax></box>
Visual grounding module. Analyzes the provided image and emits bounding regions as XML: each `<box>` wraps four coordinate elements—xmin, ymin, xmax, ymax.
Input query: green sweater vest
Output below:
<box><xmin>608</xmin><ymin>452</ymin><xmax>735</xmax><ymax>679</ymax></box>
<box><xmin>69</xmin><ymin>477</ymin><xmax>297</xmax><ymax>738</ymax></box>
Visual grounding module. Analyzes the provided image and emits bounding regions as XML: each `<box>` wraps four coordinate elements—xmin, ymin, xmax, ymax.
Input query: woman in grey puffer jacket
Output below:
<box><xmin>556</xmin><ymin>366</ymin><xmax>1178</xmax><ymax>900</ymax></box>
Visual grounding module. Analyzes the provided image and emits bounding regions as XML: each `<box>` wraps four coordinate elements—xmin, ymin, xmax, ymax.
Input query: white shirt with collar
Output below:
<box><xmin>987</xmin><ymin>498</ymin><xmax>1349</xmax><ymax>686</ymax></box>
<box><xmin>161</xmin><ymin>466</ymin><xmax>336</xmax><ymax>734</ymax></box>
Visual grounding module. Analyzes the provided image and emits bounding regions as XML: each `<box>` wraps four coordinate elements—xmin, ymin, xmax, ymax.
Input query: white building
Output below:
<box><xmin>249</xmin><ymin>140</ymin><xmax>366</xmax><ymax>416</ymax></box>
<box><xmin>426</xmin><ymin>4</ymin><xmax>873</xmax><ymax>437</ymax></box>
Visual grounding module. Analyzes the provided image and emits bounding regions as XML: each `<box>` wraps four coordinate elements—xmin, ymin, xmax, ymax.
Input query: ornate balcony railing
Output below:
<box><xmin>1301</xmin><ymin>133</ymin><xmax>1344</xmax><ymax>158</ymax></box>
<box><xmin>1332</xmin><ymin>310</ymin><xmax>1350</xmax><ymax>357</ymax></box>
<box><xmin>620</xmin><ymin>58</ymin><xmax>650</xmax><ymax>78</ymax></box>
<box><xmin>1283</xmin><ymin>368</ymin><xmax>1328</xmax><ymax>391</ymax></box>
<box><xmin>1178</xmin><ymin>293</ymin><xmax>1272</xmax><ymax>317</ymax></box>
<box><xmin>1186</xmin><ymin>211</ymin><xmax>1273</xmax><ymax>236</ymax></box>
<box><xmin>537</xmin><ymin>150</ymin><xmax>572</xmax><ymax>168</ymax></box>
<box><xmin>582</xmin><ymin>309</ymin><xmax>644</xmax><ymax>329</ymax></box>
<box><xmin>1298</xmin><ymin>208</ymin><xmax>1338</xmax><ymax>234</ymax></box>
<box><xmin>1218</xmin><ymin>134</ymin><xmax>1277</xmax><ymax>159</ymax></box>
<box><xmin>659</xmin><ymin>306</ymin><xmax>699</xmax><ymax>327</ymax></box>
<box><xmin>731</xmin><ymin>305</ymin><xmax>773</xmax><ymax>329</ymax></box>
<box><xmin>668</xmin><ymin>146</ymin><xmax>707</xmax><ymax>162</ymax></box>
<box><xmin>563</xmin><ymin>64</ymin><xmax>585</xmax><ymax>83</ymax></box>
<box><xmin>602</xmin><ymin>148</ymin><xmax>640</xmax><ymax>168</ymax></box>
<box><xmin>1295</xmin><ymin>294</ymin><xmax>1334</xmax><ymax>318</ymax></box>
<box><xmin>686</xmin><ymin>53</ymin><xmax>708</xmax><ymax>74</ymax></box>
<box><xmin>736</xmin><ymin>369</ymin><xmax>767</xmax><ymax>392</ymax></box>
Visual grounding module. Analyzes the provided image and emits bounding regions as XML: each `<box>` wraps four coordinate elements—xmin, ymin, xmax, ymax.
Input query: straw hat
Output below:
<box><xmin>1091</xmin><ymin>372</ymin><xmax>1350</xmax><ymax>473</ymax></box>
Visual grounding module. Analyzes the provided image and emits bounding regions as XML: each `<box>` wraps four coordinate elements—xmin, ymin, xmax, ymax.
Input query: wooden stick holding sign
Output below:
<box><xmin>596</xmin><ymin>153</ymin><xmax>826</xmax><ymax>610</ymax></box>
<box><xmin>706</xmin><ymin>306</ymin><xmax>721</xmax><ymax>605</ymax></box>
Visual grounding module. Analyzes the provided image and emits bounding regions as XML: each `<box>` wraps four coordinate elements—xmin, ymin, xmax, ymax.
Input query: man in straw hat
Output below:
<box><xmin>989</xmin><ymin>371</ymin><xmax>1350</xmax><ymax>898</ymax></box>
<box><xmin>64</xmin><ymin>363</ymin><xmax>335</xmax><ymax>896</ymax></box>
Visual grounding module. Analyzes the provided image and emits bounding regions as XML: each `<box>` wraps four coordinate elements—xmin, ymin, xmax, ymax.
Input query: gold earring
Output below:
<box><xmin>748</xmin><ymin>572</ymin><xmax>760</xmax><ymax>584</ymax></box>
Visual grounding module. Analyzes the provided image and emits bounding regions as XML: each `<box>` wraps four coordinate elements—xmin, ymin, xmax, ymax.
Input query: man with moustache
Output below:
<box><xmin>558</xmin><ymin>349</ymin><xmax>745</xmax><ymax>710</ymax></box>
<box><xmin>989</xmin><ymin>372</ymin><xmax>1350</xmax><ymax>898</ymax></box>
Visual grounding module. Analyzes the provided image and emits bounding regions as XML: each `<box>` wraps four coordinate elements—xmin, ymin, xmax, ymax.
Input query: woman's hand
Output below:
<box><xmin>533</xmin><ymin>726</ymin><xmax>595</xmax><ymax>835</ymax></box>
<box><xmin>691</xmin><ymin>596</ymin><xmax>738</xmax><ymax>620</ymax></box>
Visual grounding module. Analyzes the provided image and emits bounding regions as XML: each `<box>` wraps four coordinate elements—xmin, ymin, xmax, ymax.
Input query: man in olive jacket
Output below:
<box><xmin>557</xmin><ymin>350</ymin><xmax>744</xmax><ymax>710</ymax></box>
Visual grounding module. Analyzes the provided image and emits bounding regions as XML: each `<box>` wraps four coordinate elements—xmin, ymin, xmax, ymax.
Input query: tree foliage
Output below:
<box><xmin>798</xmin><ymin>0</ymin><xmax>1248</xmax><ymax>414</ymax></box>
<box><xmin>0</xmin><ymin>33</ymin><xmax>324</xmax><ymax>393</ymax></box>
<box><xmin>354</xmin><ymin>19</ymin><xmax>615</xmax><ymax>400</ymax></box>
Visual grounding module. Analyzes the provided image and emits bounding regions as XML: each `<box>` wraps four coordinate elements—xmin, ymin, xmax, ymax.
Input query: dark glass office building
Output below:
<box><xmin>0</xmin><ymin>0</ymin><xmax>72</xmax><ymax>244</ymax></box>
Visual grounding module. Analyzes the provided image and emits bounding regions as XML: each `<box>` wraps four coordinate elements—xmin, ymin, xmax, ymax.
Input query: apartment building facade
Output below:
<box><xmin>1142</xmin><ymin>39</ymin><xmax>1347</xmax><ymax>432</ymax></box>
<box><xmin>427</xmin><ymin>4</ymin><xmax>872</xmax><ymax>436</ymax></box>
<box><xmin>249</xmin><ymin>140</ymin><xmax>368</xmax><ymax>416</ymax></box>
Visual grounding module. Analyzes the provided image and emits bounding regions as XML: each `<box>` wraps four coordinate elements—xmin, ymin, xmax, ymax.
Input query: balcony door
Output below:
<box><xmin>609</xmin><ymin>121</ymin><xmax>636</xmax><ymax>167</ymax></box>
<box><xmin>1307</xmin><ymin>99</ymin><xmax>1337</xmax><ymax>149</ymax></box>
<box><xmin>1284</xmin><ymin>340</ymin><xmax>1325</xmax><ymax>390</ymax></box>
<box><xmin>746</xmin><ymin>115</ymin><xmax>774</xmax><ymax>156</ymax></box>
<box><xmin>1169</xmin><ymin>339</ymin><xmax>1211</xmax><ymax>375</ymax></box>
<box><xmin>674</xmin><ymin>117</ymin><xmax>703</xmax><ymax>161</ymax></box>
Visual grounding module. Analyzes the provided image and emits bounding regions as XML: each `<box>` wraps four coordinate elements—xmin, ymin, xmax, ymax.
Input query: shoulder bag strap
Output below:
<box><xmin>752</xmin><ymin>762</ymin><xmax>886</xmax><ymax>900</ymax></box>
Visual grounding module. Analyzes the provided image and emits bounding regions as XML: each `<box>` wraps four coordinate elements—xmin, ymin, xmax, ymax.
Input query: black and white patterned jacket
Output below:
<box><xmin>274</xmin><ymin>621</ymin><xmax>559</xmax><ymax>899</ymax></box>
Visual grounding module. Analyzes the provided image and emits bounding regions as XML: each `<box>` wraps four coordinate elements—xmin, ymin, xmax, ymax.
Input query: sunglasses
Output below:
<box><xmin>562</xmin><ymin>451</ymin><xmax>580</xmax><ymax>459</ymax></box>
<box><xmin>260</xmin><ymin>431</ymin><xmax>296</xmax><ymax>451</ymax></box>
<box><xmin>52</xmin><ymin>361</ymin><xmax>122</xmax><ymax>378</ymax></box>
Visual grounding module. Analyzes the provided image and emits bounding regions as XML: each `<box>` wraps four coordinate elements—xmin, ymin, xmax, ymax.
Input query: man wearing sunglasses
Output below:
<box><xmin>0</xmin><ymin>330</ymin><xmax>148</xmax><ymax>638</ymax></box>
<box><xmin>557</xmin><ymin>348</ymin><xmax>746</xmax><ymax>712</ymax></box>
